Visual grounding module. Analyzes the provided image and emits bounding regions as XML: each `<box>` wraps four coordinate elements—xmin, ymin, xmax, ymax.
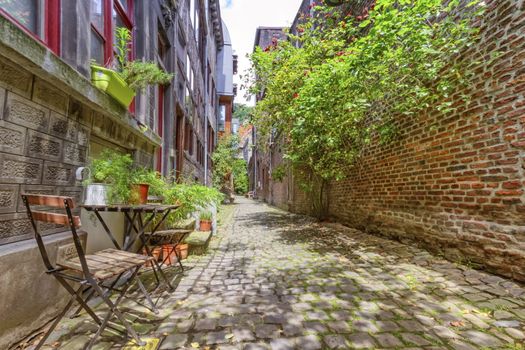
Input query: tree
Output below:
<box><xmin>233</xmin><ymin>103</ymin><xmax>254</xmax><ymax>124</ymax></box>
<box><xmin>212</xmin><ymin>135</ymin><xmax>249</xmax><ymax>201</ymax></box>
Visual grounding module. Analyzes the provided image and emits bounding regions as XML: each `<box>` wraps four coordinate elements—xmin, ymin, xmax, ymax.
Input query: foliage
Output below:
<box><xmin>247</xmin><ymin>0</ymin><xmax>483</xmax><ymax>216</ymax></box>
<box><xmin>115</xmin><ymin>27</ymin><xmax>173</xmax><ymax>90</ymax></box>
<box><xmin>87</xmin><ymin>150</ymin><xmax>134</xmax><ymax>204</ymax></box>
<box><xmin>211</xmin><ymin>135</ymin><xmax>249</xmax><ymax>195</ymax></box>
<box><xmin>163</xmin><ymin>183</ymin><xmax>224</xmax><ymax>228</ymax></box>
<box><xmin>199</xmin><ymin>211</ymin><xmax>213</xmax><ymax>221</ymax></box>
<box><xmin>233</xmin><ymin>103</ymin><xmax>254</xmax><ymax>124</ymax></box>
<box><xmin>131</xmin><ymin>168</ymin><xmax>167</xmax><ymax>196</ymax></box>
<box><xmin>233</xmin><ymin>158</ymin><xmax>249</xmax><ymax>194</ymax></box>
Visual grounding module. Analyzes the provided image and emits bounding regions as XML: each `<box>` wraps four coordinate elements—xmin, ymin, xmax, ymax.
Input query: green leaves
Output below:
<box><xmin>248</xmin><ymin>0</ymin><xmax>481</xmax><ymax>186</ymax></box>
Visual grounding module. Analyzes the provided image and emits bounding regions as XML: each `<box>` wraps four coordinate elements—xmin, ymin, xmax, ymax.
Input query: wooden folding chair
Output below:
<box><xmin>21</xmin><ymin>194</ymin><xmax>151</xmax><ymax>349</ymax></box>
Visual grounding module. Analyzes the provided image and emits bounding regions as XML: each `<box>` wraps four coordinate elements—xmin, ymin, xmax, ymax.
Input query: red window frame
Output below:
<box><xmin>0</xmin><ymin>0</ymin><xmax>61</xmax><ymax>55</ymax></box>
<box><xmin>156</xmin><ymin>86</ymin><xmax>164</xmax><ymax>172</ymax></box>
<box><xmin>90</xmin><ymin>0</ymin><xmax>134</xmax><ymax>66</ymax></box>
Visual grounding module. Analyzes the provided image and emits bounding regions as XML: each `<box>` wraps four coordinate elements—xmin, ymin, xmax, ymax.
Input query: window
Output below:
<box><xmin>218</xmin><ymin>105</ymin><xmax>226</xmax><ymax>132</ymax></box>
<box><xmin>90</xmin><ymin>0</ymin><xmax>133</xmax><ymax>65</ymax></box>
<box><xmin>0</xmin><ymin>0</ymin><xmax>60</xmax><ymax>54</ymax></box>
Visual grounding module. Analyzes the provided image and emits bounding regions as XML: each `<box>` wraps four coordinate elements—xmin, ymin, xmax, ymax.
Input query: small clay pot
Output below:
<box><xmin>200</xmin><ymin>219</ymin><xmax>212</xmax><ymax>231</ymax></box>
<box><xmin>131</xmin><ymin>183</ymin><xmax>150</xmax><ymax>204</ymax></box>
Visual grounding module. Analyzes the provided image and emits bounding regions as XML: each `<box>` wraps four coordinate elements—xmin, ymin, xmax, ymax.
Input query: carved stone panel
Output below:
<box><xmin>63</xmin><ymin>141</ymin><xmax>87</xmax><ymax>166</ymax></box>
<box><xmin>77</xmin><ymin>125</ymin><xmax>90</xmax><ymax>146</ymax></box>
<box><xmin>0</xmin><ymin>184</ymin><xmax>19</xmax><ymax>214</ymax></box>
<box><xmin>26</xmin><ymin>130</ymin><xmax>63</xmax><ymax>162</ymax></box>
<box><xmin>0</xmin><ymin>154</ymin><xmax>43</xmax><ymax>184</ymax></box>
<box><xmin>0</xmin><ymin>87</ymin><xmax>4</xmax><ymax>119</ymax></box>
<box><xmin>5</xmin><ymin>93</ymin><xmax>49</xmax><ymax>132</ymax></box>
<box><xmin>42</xmin><ymin>162</ymin><xmax>75</xmax><ymax>186</ymax></box>
<box><xmin>32</xmin><ymin>78</ymin><xmax>69</xmax><ymax>115</ymax></box>
<box><xmin>0</xmin><ymin>213</ymin><xmax>33</xmax><ymax>245</ymax></box>
<box><xmin>0</xmin><ymin>57</ymin><xmax>32</xmax><ymax>98</ymax></box>
<box><xmin>49</xmin><ymin>112</ymin><xmax>78</xmax><ymax>142</ymax></box>
<box><xmin>0</xmin><ymin>120</ymin><xmax>26</xmax><ymax>155</ymax></box>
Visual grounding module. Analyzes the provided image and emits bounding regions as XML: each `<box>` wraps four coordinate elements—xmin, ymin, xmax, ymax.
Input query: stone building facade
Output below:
<box><xmin>251</xmin><ymin>0</ymin><xmax>525</xmax><ymax>281</ymax></box>
<box><xmin>0</xmin><ymin>0</ymin><xmax>232</xmax><ymax>347</ymax></box>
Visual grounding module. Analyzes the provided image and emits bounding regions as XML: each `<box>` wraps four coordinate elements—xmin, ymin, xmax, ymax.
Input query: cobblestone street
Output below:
<box><xmin>34</xmin><ymin>198</ymin><xmax>525</xmax><ymax>349</ymax></box>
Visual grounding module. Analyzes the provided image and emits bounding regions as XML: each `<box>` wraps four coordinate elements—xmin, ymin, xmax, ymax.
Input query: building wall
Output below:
<box><xmin>0</xmin><ymin>0</ymin><xmax>227</xmax><ymax>346</ymax></box>
<box><xmin>254</xmin><ymin>0</ymin><xmax>525</xmax><ymax>281</ymax></box>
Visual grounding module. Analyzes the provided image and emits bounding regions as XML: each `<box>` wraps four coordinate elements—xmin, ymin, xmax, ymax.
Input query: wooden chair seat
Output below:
<box><xmin>57</xmin><ymin>248</ymin><xmax>153</xmax><ymax>280</ymax></box>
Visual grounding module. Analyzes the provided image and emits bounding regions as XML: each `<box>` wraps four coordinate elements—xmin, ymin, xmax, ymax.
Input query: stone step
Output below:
<box><xmin>183</xmin><ymin>230</ymin><xmax>212</xmax><ymax>255</ymax></box>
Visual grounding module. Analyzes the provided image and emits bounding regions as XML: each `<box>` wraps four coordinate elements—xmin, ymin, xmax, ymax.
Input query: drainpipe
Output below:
<box><xmin>203</xmin><ymin>0</ymin><xmax>210</xmax><ymax>186</ymax></box>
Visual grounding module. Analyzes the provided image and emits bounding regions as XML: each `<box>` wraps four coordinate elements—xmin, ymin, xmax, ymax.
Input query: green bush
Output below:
<box><xmin>87</xmin><ymin>150</ymin><xmax>134</xmax><ymax>204</ymax></box>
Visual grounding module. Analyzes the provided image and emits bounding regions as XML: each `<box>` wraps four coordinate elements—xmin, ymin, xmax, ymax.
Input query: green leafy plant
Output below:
<box><xmin>199</xmin><ymin>211</ymin><xmax>213</xmax><ymax>221</ymax></box>
<box><xmin>114</xmin><ymin>27</ymin><xmax>173</xmax><ymax>89</ymax></box>
<box><xmin>247</xmin><ymin>0</ymin><xmax>484</xmax><ymax>217</ymax></box>
<box><xmin>131</xmin><ymin>168</ymin><xmax>167</xmax><ymax>196</ymax></box>
<box><xmin>163</xmin><ymin>183</ymin><xmax>224</xmax><ymax>228</ymax></box>
<box><xmin>211</xmin><ymin>135</ymin><xmax>248</xmax><ymax>195</ymax></box>
<box><xmin>87</xmin><ymin>150</ymin><xmax>134</xmax><ymax>204</ymax></box>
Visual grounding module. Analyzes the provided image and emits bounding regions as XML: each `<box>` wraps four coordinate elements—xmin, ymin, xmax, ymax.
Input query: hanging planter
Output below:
<box><xmin>91</xmin><ymin>64</ymin><xmax>135</xmax><ymax>108</ymax></box>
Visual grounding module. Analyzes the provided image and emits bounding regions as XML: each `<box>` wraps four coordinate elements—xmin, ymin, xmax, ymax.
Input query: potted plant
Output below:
<box><xmin>91</xmin><ymin>27</ymin><xmax>173</xmax><ymax>107</ymax></box>
<box><xmin>199</xmin><ymin>211</ymin><xmax>213</xmax><ymax>232</ymax></box>
<box><xmin>130</xmin><ymin>168</ymin><xmax>168</xmax><ymax>205</ymax></box>
<box><xmin>83</xmin><ymin>150</ymin><xmax>134</xmax><ymax>205</ymax></box>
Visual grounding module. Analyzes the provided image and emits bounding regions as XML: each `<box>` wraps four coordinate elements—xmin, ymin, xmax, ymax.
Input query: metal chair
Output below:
<box><xmin>21</xmin><ymin>194</ymin><xmax>150</xmax><ymax>349</ymax></box>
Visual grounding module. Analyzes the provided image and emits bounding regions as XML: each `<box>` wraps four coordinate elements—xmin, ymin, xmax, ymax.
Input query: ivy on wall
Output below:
<box><xmin>247</xmin><ymin>0</ymin><xmax>484</xmax><ymax>216</ymax></box>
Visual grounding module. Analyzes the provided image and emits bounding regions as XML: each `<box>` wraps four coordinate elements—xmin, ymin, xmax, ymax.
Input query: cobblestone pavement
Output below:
<box><xmin>28</xmin><ymin>197</ymin><xmax>525</xmax><ymax>349</ymax></box>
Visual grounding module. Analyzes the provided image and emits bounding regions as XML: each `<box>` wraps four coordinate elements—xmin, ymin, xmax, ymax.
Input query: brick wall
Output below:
<box><xmin>325</xmin><ymin>0</ymin><xmax>525</xmax><ymax>281</ymax></box>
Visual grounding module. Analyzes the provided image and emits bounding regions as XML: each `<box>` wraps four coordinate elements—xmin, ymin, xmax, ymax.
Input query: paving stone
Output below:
<box><xmin>194</xmin><ymin>318</ymin><xmax>217</xmax><ymax>331</ymax></box>
<box><xmin>400</xmin><ymin>333</ymin><xmax>431</xmax><ymax>347</ymax></box>
<box><xmin>160</xmin><ymin>334</ymin><xmax>188</xmax><ymax>349</ymax></box>
<box><xmin>269</xmin><ymin>338</ymin><xmax>294</xmax><ymax>350</ymax></box>
<box><xmin>348</xmin><ymin>333</ymin><xmax>377</xmax><ymax>349</ymax></box>
<box><xmin>323</xmin><ymin>334</ymin><xmax>348</xmax><ymax>349</ymax></box>
<box><xmin>461</xmin><ymin>330</ymin><xmax>502</xmax><ymax>347</ymax></box>
<box><xmin>233</xmin><ymin>328</ymin><xmax>256</xmax><ymax>342</ymax></box>
<box><xmin>294</xmin><ymin>335</ymin><xmax>322</xmax><ymax>350</ymax></box>
<box><xmin>374</xmin><ymin>333</ymin><xmax>403</xmax><ymax>348</ymax></box>
<box><xmin>255</xmin><ymin>324</ymin><xmax>280</xmax><ymax>339</ymax></box>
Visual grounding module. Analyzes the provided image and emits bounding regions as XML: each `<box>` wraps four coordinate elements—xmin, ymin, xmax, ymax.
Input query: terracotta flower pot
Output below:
<box><xmin>131</xmin><ymin>183</ymin><xmax>149</xmax><ymax>204</ymax></box>
<box><xmin>143</xmin><ymin>247</ymin><xmax>162</xmax><ymax>267</ymax></box>
<box><xmin>200</xmin><ymin>219</ymin><xmax>212</xmax><ymax>231</ymax></box>
<box><xmin>162</xmin><ymin>244</ymin><xmax>176</xmax><ymax>266</ymax></box>
<box><xmin>176</xmin><ymin>244</ymin><xmax>189</xmax><ymax>260</ymax></box>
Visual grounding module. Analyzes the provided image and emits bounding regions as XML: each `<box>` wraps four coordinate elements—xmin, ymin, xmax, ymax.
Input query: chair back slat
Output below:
<box><xmin>31</xmin><ymin>210</ymin><xmax>81</xmax><ymax>228</ymax></box>
<box><xmin>23</xmin><ymin>194</ymin><xmax>75</xmax><ymax>209</ymax></box>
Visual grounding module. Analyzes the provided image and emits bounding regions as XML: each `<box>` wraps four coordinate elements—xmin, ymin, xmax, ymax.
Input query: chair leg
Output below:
<box><xmin>136</xmin><ymin>278</ymin><xmax>159</xmax><ymax>314</ymax></box>
<box><xmin>34</xmin><ymin>285</ymin><xmax>82</xmax><ymax>350</ymax></box>
<box><xmin>86</xmin><ymin>267</ymin><xmax>145</xmax><ymax>349</ymax></box>
<box><xmin>54</xmin><ymin>276</ymin><xmax>101</xmax><ymax>325</ymax></box>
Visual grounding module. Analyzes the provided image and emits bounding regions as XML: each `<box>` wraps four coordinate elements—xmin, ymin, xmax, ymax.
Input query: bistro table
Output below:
<box><xmin>80</xmin><ymin>204</ymin><xmax>181</xmax><ymax>304</ymax></box>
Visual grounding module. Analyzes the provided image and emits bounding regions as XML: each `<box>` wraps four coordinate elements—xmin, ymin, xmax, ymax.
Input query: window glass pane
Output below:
<box><xmin>91</xmin><ymin>30</ymin><xmax>104</xmax><ymax>64</ymax></box>
<box><xmin>0</xmin><ymin>0</ymin><xmax>42</xmax><ymax>38</ymax></box>
<box><xmin>90</xmin><ymin>0</ymin><xmax>104</xmax><ymax>32</ymax></box>
<box><xmin>219</xmin><ymin>105</ymin><xmax>226</xmax><ymax>132</ymax></box>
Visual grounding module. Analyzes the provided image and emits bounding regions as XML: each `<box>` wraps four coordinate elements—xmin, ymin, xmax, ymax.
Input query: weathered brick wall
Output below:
<box><xmin>326</xmin><ymin>0</ymin><xmax>525</xmax><ymax>280</ymax></box>
<box><xmin>0</xmin><ymin>55</ymin><xmax>156</xmax><ymax>245</ymax></box>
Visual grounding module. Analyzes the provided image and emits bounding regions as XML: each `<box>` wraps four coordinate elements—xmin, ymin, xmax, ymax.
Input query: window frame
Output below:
<box><xmin>90</xmin><ymin>0</ymin><xmax>134</xmax><ymax>66</ymax></box>
<box><xmin>0</xmin><ymin>0</ymin><xmax>61</xmax><ymax>55</ymax></box>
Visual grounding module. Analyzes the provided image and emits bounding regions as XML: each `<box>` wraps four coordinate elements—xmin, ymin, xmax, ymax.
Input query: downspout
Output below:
<box><xmin>203</xmin><ymin>0</ymin><xmax>210</xmax><ymax>186</ymax></box>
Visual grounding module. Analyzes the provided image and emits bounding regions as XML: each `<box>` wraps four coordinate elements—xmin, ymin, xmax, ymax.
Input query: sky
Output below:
<box><xmin>219</xmin><ymin>0</ymin><xmax>302</xmax><ymax>105</ymax></box>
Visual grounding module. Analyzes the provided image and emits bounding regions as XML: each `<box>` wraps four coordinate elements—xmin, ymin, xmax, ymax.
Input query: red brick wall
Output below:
<box><xmin>326</xmin><ymin>0</ymin><xmax>525</xmax><ymax>280</ymax></box>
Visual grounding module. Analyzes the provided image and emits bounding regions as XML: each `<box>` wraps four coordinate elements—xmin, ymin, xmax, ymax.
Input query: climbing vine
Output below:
<box><xmin>247</xmin><ymin>0</ymin><xmax>483</xmax><ymax>216</ymax></box>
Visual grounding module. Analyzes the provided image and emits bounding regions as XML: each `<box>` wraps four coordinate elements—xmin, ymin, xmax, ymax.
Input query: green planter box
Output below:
<box><xmin>91</xmin><ymin>64</ymin><xmax>135</xmax><ymax>108</ymax></box>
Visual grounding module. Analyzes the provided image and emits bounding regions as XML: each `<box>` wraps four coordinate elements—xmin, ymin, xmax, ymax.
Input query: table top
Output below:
<box><xmin>80</xmin><ymin>204</ymin><xmax>180</xmax><ymax>213</ymax></box>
